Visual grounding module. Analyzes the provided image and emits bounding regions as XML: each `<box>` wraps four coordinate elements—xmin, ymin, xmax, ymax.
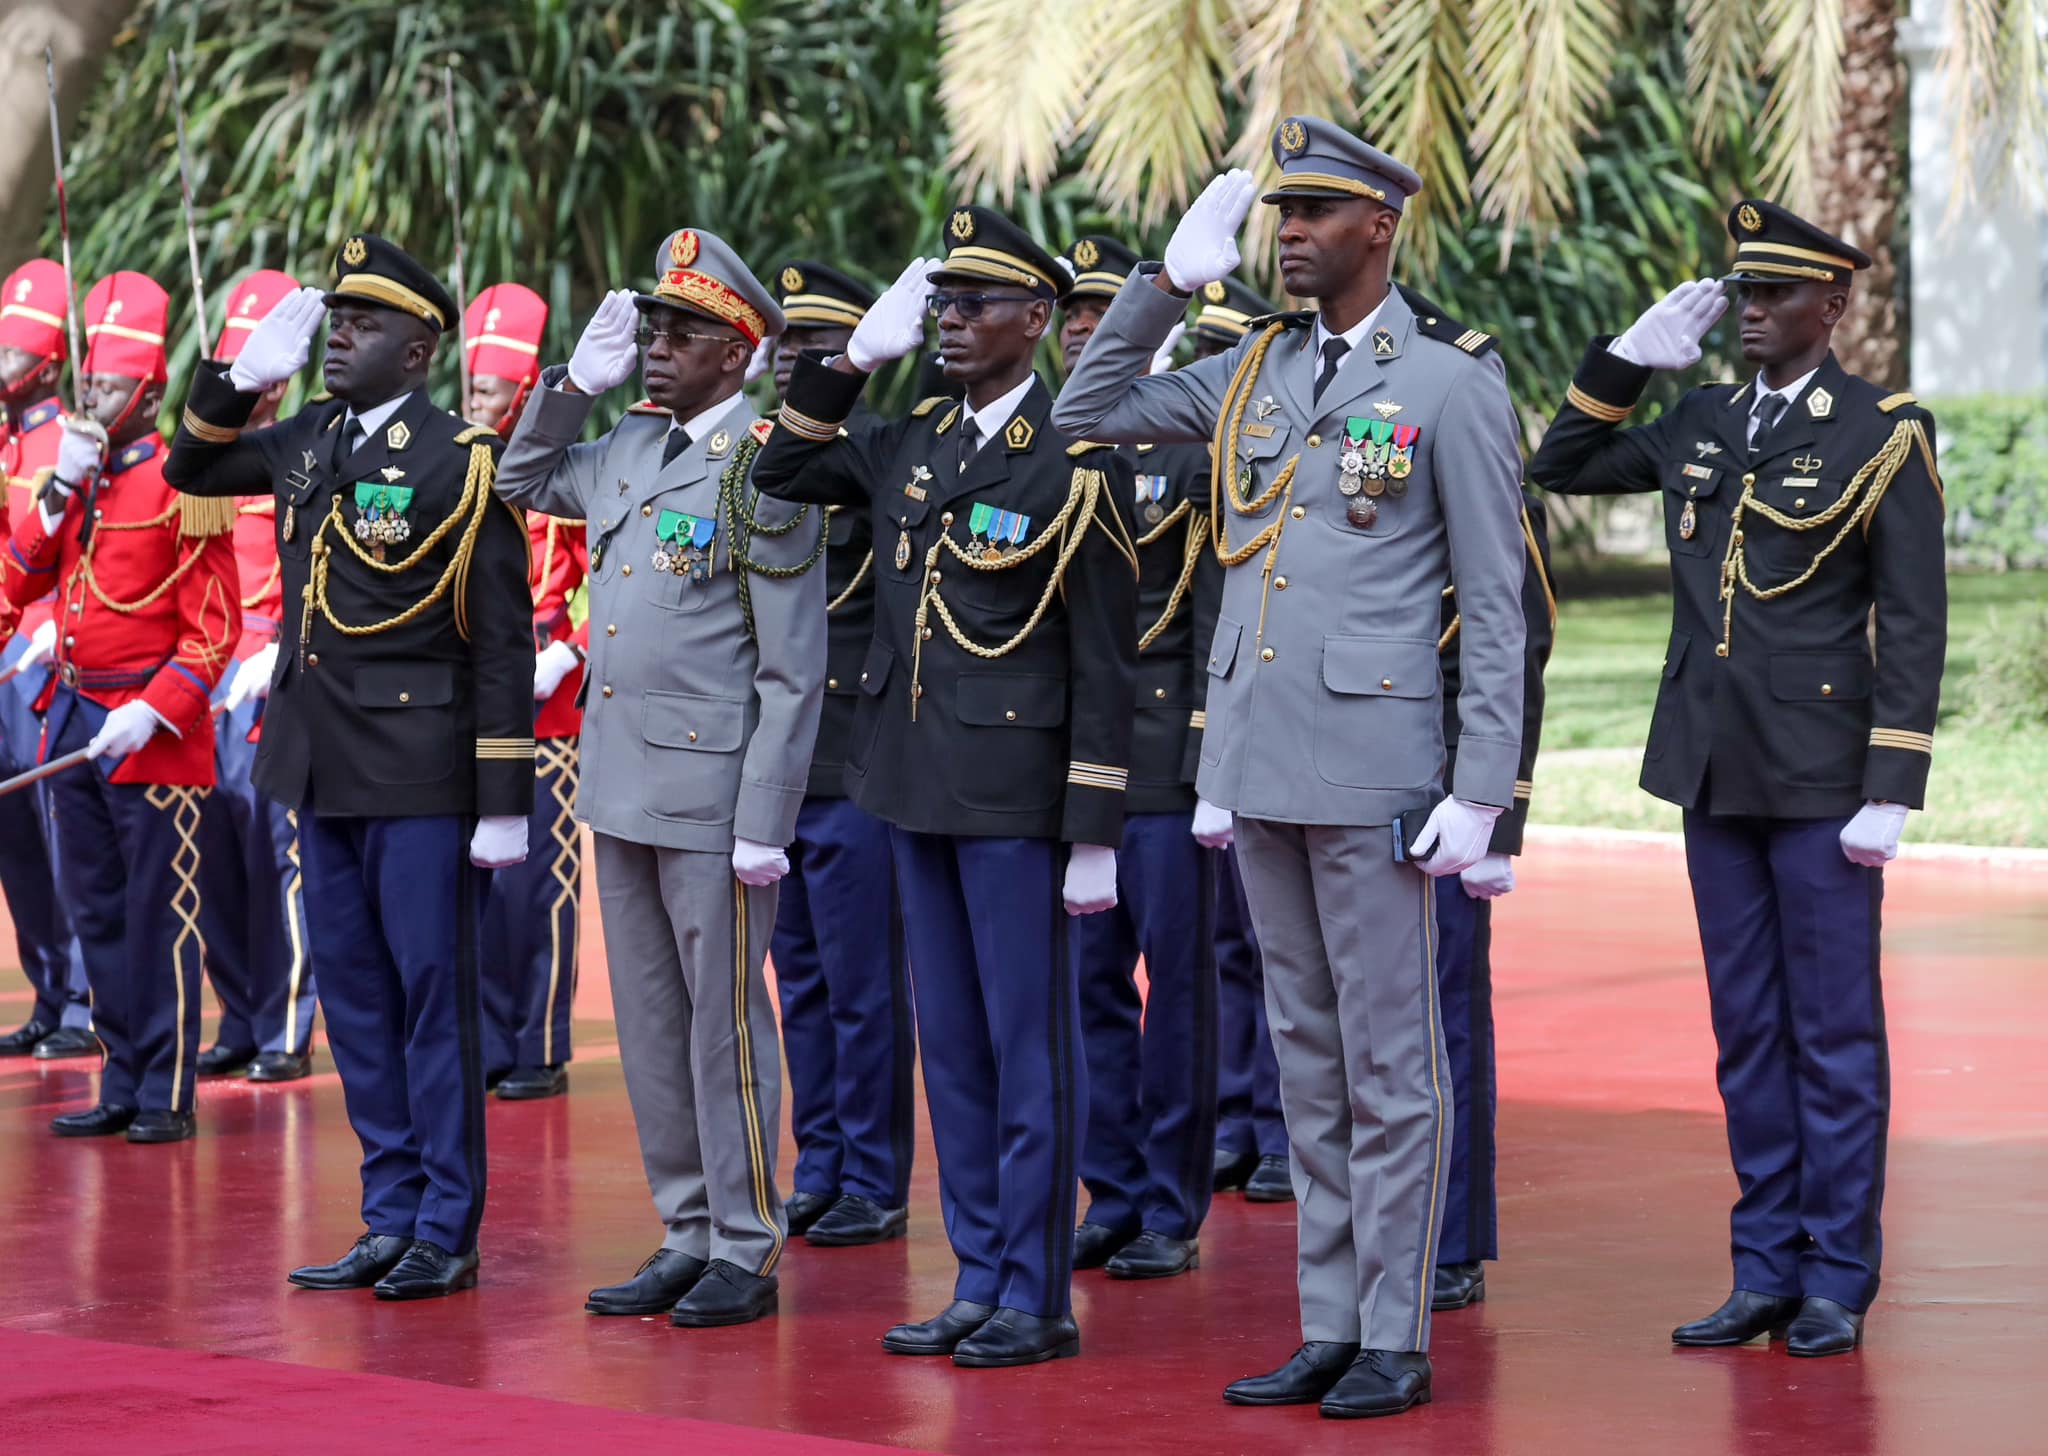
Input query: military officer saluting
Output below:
<box><xmin>496</xmin><ymin>230</ymin><xmax>825</xmax><ymax>1329</ymax></box>
<box><xmin>1527</xmin><ymin>200</ymin><xmax>1946</xmax><ymax>1358</ymax></box>
<box><xmin>1055</xmin><ymin>119</ymin><xmax>1529</xmax><ymax>1418</ymax></box>
<box><xmin>1056</xmin><ymin>233</ymin><xmax>1222</xmax><ymax>1282</ymax></box>
<box><xmin>764</xmin><ymin>260</ymin><xmax>919</xmax><ymax>1248</ymax></box>
<box><xmin>167</xmin><ymin>236</ymin><xmax>534</xmax><ymax>1298</ymax></box>
<box><xmin>754</xmin><ymin>206</ymin><xmax>1138</xmax><ymax>1367</ymax></box>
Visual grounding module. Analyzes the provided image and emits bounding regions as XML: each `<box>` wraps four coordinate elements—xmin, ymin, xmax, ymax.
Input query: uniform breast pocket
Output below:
<box><xmin>641</xmin><ymin>689</ymin><xmax>749</xmax><ymax>823</ymax></box>
<box><xmin>1311</xmin><ymin>635</ymin><xmax>1441</xmax><ymax>792</ymax></box>
<box><xmin>1662</xmin><ymin>463</ymin><xmax>1725</xmax><ymax>557</ymax></box>
<box><xmin>352</xmin><ymin>663</ymin><xmax>457</xmax><ymax>785</ymax></box>
<box><xmin>1756</xmin><ymin>476</ymin><xmax>1848</xmax><ymax>578</ymax></box>
<box><xmin>948</xmin><ymin>672</ymin><xmax>1066</xmax><ymax>812</ymax></box>
<box><xmin>880</xmin><ymin>497</ymin><xmax>930</xmax><ymax>583</ymax></box>
<box><xmin>1767</xmin><ymin>650</ymin><xmax>1871</xmax><ymax>788</ymax></box>
<box><xmin>1226</xmin><ymin>431</ymin><xmax>1291</xmax><ymax>519</ymax></box>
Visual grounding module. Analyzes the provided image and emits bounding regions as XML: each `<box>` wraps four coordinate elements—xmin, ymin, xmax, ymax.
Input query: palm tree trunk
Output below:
<box><xmin>1815</xmin><ymin>0</ymin><xmax>1907</xmax><ymax>387</ymax></box>
<box><xmin>0</xmin><ymin>0</ymin><xmax>137</xmax><ymax>275</ymax></box>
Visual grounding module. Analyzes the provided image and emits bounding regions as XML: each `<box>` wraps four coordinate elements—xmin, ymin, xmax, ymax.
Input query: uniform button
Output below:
<box><xmin>621</xmin><ymin>564</ymin><xmax>632</xmax><ymax>576</ymax></box>
<box><xmin>1307</xmin><ymin>434</ymin><xmax>1322</xmax><ymax>448</ymax></box>
<box><xmin>1260</xmin><ymin>647</ymin><xmax>1275</xmax><ymax>662</ymax></box>
<box><xmin>921</xmin><ymin>627</ymin><xmax>933</xmax><ymax>640</ymax></box>
<box><xmin>69</xmin><ymin>603</ymin><xmax>81</xmax><ymax>614</ymax></box>
<box><xmin>398</xmin><ymin>692</ymin><xmax>411</xmax><ymax>704</ymax></box>
<box><xmin>1274</xmin><ymin>576</ymin><xmax>1288</xmax><ymax>590</ymax></box>
<box><xmin>942</xmin><ymin>511</ymin><xmax>954</xmax><ymax>526</ymax></box>
<box><xmin>601</xmin><ymin>685</ymin><xmax>613</xmax><ymax>698</ymax></box>
<box><xmin>1381</xmin><ymin>678</ymin><xmax>1393</xmax><ymax>690</ymax></box>
<box><xmin>605</xmin><ymin>623</ymin><xmax>617</xmax><ymax>636</ymax></box>
<box><xmin>1794</xmin><ymin>497</ymin><xmax>1807</xmax><ymax>509</ymax></box>
<box><xmin>1425</xmin><ymin>316</ymin><xmax>1439</xmax><ymax>325</ymax></box>
<box><xmin>1821</xmin><ymin>683</ymin><xmax>1833</xmax><ymax>696</ymax></box>
<box><xmin>1004</xmin><ymin>710</ymin><xmax>1017</xmax><ymax>721</ymax></box>
<box><xmin>62</xmin><ymin>636</ymin><xmax>73</xmax><ymax>649</ymax></box>
<box><xmin>929</xmin><ymin>570</ymin><xmax>942</xmax><ymax>584</ymax></box>
<box><xmin>93</xmin><ymin>508</ymin><xmax>103</xmax><ymax>520</ymax></box>
<box><xmin>860</xmin><ymin>671</ymin><xmax>870</xmax><ymax>683</ymax></box>
<box><xmin>827</xmin><ymin>677</ymin><xmax>839</xmax><ymax>690</ymax></box>
<box><xmin>1154</xmin><ymin>687</ymin><xmax>1167</xmax><ymax>699</ymax></box>
<box><xmin>1714</xmin><ymin>644</ymin><xmax>1729</xmax><ymax>658</ymax></box>
<box><xmin>687</xmin><ymin>731</ymin><xmax>698</xmax><ymax>742</ymax></box>
<box><xmin>1290</xmin><ymin>506</ymin><xmax>1306</xmax><ymax>519</ymax></box>
<box><xmin>899</xmin><ymin>514</ymin><xmax>909</xmax><ymax>526</ymax></box>
<box><xmin>642</xmin><ymin>504</ymin><xmax>652</xmax><ymax>516</ymax></box>
<box><xmin>307</xmin><ymin>654</ymin><xmax>319</xmax><ymax>667</ymax></box>
<box><xmin>1732</xmin><ymin>530</ymin><xmax>1744</xmax><ymax>544</ymax></box>
<box><xmin>913</xmin><ymin>684</ymin><xmax>923</xmax><ymax>699</ymax></box>
<box><xmin>1742</xmin><ymin>472</ymin><xmax>1756</xmax><ymax>487</ymax></box>
<box><xmin>1688</xmin><ymin>484</ymin><xmax>1698</xmax><ymax>497</ymax></box>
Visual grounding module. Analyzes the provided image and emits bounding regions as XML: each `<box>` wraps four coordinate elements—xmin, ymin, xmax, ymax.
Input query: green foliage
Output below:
<box><xmin>1963</xmin><ymin>604</ymin><xmax>2048</xmax><ymax>730</ymax></box>
<box><xmin>1926</xmin><ymin>395</ymin><xmax>2048</xmax><ymax>571</ymax></box>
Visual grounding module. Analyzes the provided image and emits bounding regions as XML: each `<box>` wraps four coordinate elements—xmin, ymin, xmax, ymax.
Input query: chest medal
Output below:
<box><xmin>353</xmin><ymin>483</ymin><xmax>414</xmax><ymax>554</ymax></box>
<box><xmin>1346</xmin><ymin>496</ymin><xmax>1379</xmax><ymax>529</ymax></box>
<box><xmin>1135</xmin><ymin>473</ymin><xmax>1168</xmax><ymax>526</ymax></box>
<box><xmin>652</xmin><ymin>509</ymin><xmax>717</xmax><ymax>582</ymax></box>
<box><xmin>967</xmin><ymin>501</ymin><xmax>1032</xmax><ymax>563</ymax></box>
<box><xmin>1679</xmin><ymin>500</ymin><xmax>1698</xmax><ymax>540</ymax></box>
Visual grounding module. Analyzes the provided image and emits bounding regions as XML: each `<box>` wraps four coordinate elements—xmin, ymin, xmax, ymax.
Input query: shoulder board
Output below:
<box><xmin>1246</xmin><ymin>310</ymin><xmax>1314</xmax><ymax>331</ymax></box>
<box><xmin>1066</xmin><ymin>440</ymin><xmax>1110</xmax><ymax>458</ymax></box>
<box><xmin>1876</xmin><ymin>391</ymin><xmax>1918</xmax><ymax>414</ymax></box>
<box><xmin>1411</xmin><ymin>311</ymin><xmax>1498</xmax><ymax>358</ymax></box>
<box><xmin>910</xmin><ymin>396</ymin><xmax>951</xmax><ymax>418</ymax></box>
<box><xmin>453</xmin><ymin>425</ymin><xmax>498</xmax><ymax>446</ymax></box>
<box><xmin>308</xmin><ymin>391</ymin><xmax>333</xmax><ymax>405</ymax></box>
<box><xmin>748</xmin><ymin>418</ymin><xmax>773</xmax><ymax>443</ymax></box>
<box><xmin>625</xmin><ymin>399</ymin><xmax>668</xmax><ymax>415</ymax></box>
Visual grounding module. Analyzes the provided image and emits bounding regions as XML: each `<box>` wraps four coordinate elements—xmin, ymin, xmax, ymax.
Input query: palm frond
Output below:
<box><xmin>1940</xmin><ymin>0</ymin><xmax>2048</xmax><ymax>214</ymax></box>
<box><xmin>937</xmin><ymin>0</ymin><xmax>1094</xmax><ymax>201</ymax></box>
<box><xmin>1753</xmin><ymin>0</ymin><xmax>1845</xmax><ymax>209</ymax></box>
<box><xmin>1071</xmin><ymin>0</ymin><xmax>1233</xmax><ymax>229</ymax></box>
<box><xmin>1681</xmin><ymin>0</ymin><xmax>1762</xmax><ymax>152</ymax></box>
<box><xmin>1356</xmin><ymin>0</ymin><xmax>1470</xmax><ymax>276</ymax></box>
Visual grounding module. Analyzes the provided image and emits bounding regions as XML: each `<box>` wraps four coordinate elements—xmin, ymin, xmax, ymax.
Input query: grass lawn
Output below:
<box><xmin>1531</xmin><ymin>567</ymin><xmax>2048</xmax><ymax>847</ymax></box>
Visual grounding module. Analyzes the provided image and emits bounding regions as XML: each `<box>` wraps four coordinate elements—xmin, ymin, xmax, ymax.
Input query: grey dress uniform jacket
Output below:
<box><xmin>492</xmin><ymin>369</ymin><xmax>826</xmax><ymax>850</ymax></box>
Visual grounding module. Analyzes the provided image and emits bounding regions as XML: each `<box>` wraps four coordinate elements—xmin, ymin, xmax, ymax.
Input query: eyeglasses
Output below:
<box><xmin>635</xmin><ymin>326</ymin><xmax>739</xmax><ymax>349</ymax></box>
<box><xmin>926</xmin><ymin>292</ymin><xmax>1036</xmax><ymax>319</ymax></box>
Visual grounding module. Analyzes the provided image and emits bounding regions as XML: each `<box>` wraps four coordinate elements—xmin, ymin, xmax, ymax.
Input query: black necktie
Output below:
<box><xmin>1314</xmin><ymin>337</ymin><xmax>1350</xmax><ymax>402</ymax></box>
<box><xmin>343</xmin><ymin>417</ymin><xmax>367</xmax><ymax>457</ymax></box>
<box><xmin>662</xmin><ymin>426</ymin><xmax>691</xmax><ymax>468</ymax></box>
<box><xmin>956</xmin><ymin>416</ymin><xmax>980</xmax><ymax>476</ymax></box>
<box><xmin>1749</xmin><ymin>392</ymin><xmax>1788</xmax><ymax>450</ymax></box>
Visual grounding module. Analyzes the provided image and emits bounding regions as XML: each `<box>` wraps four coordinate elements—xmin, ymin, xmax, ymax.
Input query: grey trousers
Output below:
<box><xmin>1234</xmin><ymin>816</ymin><xmax>1451</xmax><ymax>1352</ymax></box>
<box><xmin>593</xmin><ymin>833</ymin><xmax>787</xmax><ymax>1276</ymax></box>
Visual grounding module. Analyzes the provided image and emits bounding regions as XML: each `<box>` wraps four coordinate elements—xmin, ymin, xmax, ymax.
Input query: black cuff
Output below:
<box><xmin>1563</xmin><ymin>338</ymin><xmax>1653</xmax><ymax>423</ymax></box>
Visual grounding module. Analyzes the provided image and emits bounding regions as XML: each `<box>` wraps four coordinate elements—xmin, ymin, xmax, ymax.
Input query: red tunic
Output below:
<box><xmin>2</xmin><ymin>433</ymin><xmax>240</xmax><ymax>785</ymax></box>
<box><xmin>0</xmin><ymin>399</ymin><xmax>66</xmax><ymax>641</ymax></box>
<box><xmin>229</xmin><ymin>497</ymin><xmax>283</xmax><ymax>661</ymax></box>
<box><xmin>529</xmin><ymin>512</ymin><xmax>588</xmax><ymax>741</ymax></box>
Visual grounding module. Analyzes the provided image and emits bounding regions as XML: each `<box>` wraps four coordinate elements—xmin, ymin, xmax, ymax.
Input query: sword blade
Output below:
<box><xmin>0</xmin><ymin>744</ymin><xmax>92</xmax><ymax>800</ymax></box>
<box><xmin>441</xmin><ymin>65</ymin><xmax>471</xmax><ymax>411</ymax></box>
<box><xmin>42</xmin><ymin>47</ymin><xmax>88</xmax><ymax>418</ymax></box>
<box><xmin>166</xmin><ymin>50</ymin><xmax>213</xmax><ymax>358</ymax></box>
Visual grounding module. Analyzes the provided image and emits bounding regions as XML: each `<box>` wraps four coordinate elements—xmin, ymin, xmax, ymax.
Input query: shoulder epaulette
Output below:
<box><xmin>1066</xmin><ymin>440</ymin><xmax>1110</xmax><ymax>458</ymax></box>
<box><xmin>625</xmin><ymin>399</ymin><xmax>668</xmax><ymax>415</ymax></box>
<box><xmin>910</xmin><ymin>396</ymin><xmax>950</xmax><ymax>418</ymax></box>
<box><xmin>1411</xmin><ymin>311</ymin><xmax>1498</xmax><ymax>358</ymax></box>
<box><xmin>454</xmin><ymin>425</ymin><xmax>497</xmax><ymax>446</ymax></box>
<box><xmin>1877</xmin><ymin>391</ymin><xmax>1918</xmax><ymax>414</ymax></box>
<box><xmin>748</xmin><ymin>418</ymin><xmax>773</xmax><ymax>443</ymax></box>
<box><xmin>308</xmin><ymin>391</ymin><xmax>333</xmax><ymax>404</ymax></box>
<box><xmin>176</xmin><ymin>493</ymin><xmax>238</xmax><ymax>539</ymax></box>
<box><xmin>1246</xmin><ymin>310</ymin><xmax>1314</xmax><ymax>331</ymax></box>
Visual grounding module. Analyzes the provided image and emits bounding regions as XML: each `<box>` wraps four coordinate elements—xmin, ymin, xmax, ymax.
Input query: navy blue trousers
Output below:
<box><xmin>42</xmin><ymin>691</ymin><xmax>204</xmax><ymax>1113</ymax></box>
<box><xmin>0</xmin><ymin>632</ymin><xmax>87</xmax><ymax>1030</ymax></box>
<box><xmin>771</xmin><ymin>794</ymin><xmax>914</xmax><ymax>1206</ymax></box>
<box><xmin>1683</xmin><ymin>810</ymin><xmax>1888</xmax><ymax>1312</ymax></box>
<box><xmin>481</xmin><ymin>736</ymin><xmax>581</xmax><ymax>1076</ymax></box>
<box><xmin>1071</xmin><ymin>811</ymin><xmax>1218</xmax><ymax>1239</ymax></box>
<box><xmin>1433</xmin><ymin>879</ymin><xmax>1497</xmax><ymax>1265</ymax></box>
<box><xmin>1213</xmin><ymin>845</ymin><xmax>1286</xmax><ymax>1160</ymax></box>
<box><xmin>892</xmin><ymin>829</ymin><xmax>1082</xmax><ymax>1317</ymax></box>
<box><xmin>199</xmin><ymin>692</ymin><xmax>317</xmax><ymax>1056</ymax></box>
<box><xmin>300</xmin><ymin>810</ymin><xmax>489</xmax><ymax>1255</ymax></box>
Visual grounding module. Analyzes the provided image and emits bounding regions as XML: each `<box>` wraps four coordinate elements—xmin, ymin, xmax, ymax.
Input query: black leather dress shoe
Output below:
<box><xmin>373</xmin><ymin>1241</ymin><xmax>480</xmax><ymax>1300</ymax></box>
<box><xmin>1785</xmin><ymin>1296</ymin><xmax>1864</xmax><ymax>1357</ymax></box>
<box><xmin>881</xmin><ymin>1300</ymin><xmax>997</xmax><ymax>1356</ymax></box>
<box><xmin>1105</xmin><ymin>1230</ymin><xmax>1199</xmax><ymax>1280</ymax></box>
<box><xmin>289</xmin><ymin>1233</ymin><xmax>413</xmax><ymax>1290</ymax></box>
<box><xmin>33</xmin><ymin>1027</ymin><xmax>103</xmax><ymax>1061</ymax></box>
<box><xmin>1071</xmin><ymin>1221</ymin><xmax>1136</xmax><ymax>1269</ymax></box>
<box><xmin>1432</xmin><ymin>1260</ymin><xmax>1486</xmax><ymax>1311</ymax></box>
<box><xmin>1320</xmin><ymin>1350</ymin><xmax>1433</xmax><ymax>1419</ymax></box>
<box><xmin>50</xmin><ymin>1103</ymin><xmax>137</xmax><ymax>1138</ymax></box>
<box><xmin>197</xmin><ymin>1042</ymin><xmax>256</xmax><ymax>1077</ymax></box>
<box><xmin>586</xmin><ymin>1249</ymin><xmax>708</xmax><ymax>1315</ymax></box>
<box><xmin>0</xmin><ymin>1019</ymin><xmax>55</xmax><ymax>1056</ymax></box>
<box><xmin>785</xmin><ymin>1190</ymin><xmax>835</xmax><ymax>1236</ymax></box>
<box><xmin>1222</xmin><ymin>1342</ymin><xmax>1361</xmax><ymax>1405</ymax></box>
<box><xmin>670</xmin><ymin>1260</ymin><xmax>777</xmax><ymax>1327</ymax></box>
<box><xmin>1671</xmin><ymin>1289</ymin><xmax>1802</xmax><ymax>1347</ymax></box>
<box><xmin>1213</xmin><ymin>1147</ymin><xmax>1260</xmax><ymax>1191</ymax></box>
<box><xmin>806</xmin><ymin>1194</ymin><xmax>908</xmax><ymax>1247</ymax></box>
<box><xmin>494</xmin><ymin>1064</ymin><xmax>567</xmax><ymax>1100</ymax></box>
<box><xmin>246</xmin><ymin>1050</ymin><xmax>312</xmax><ymax>1083</ymax></box>
<box><xmin>1243</xmin><ymin>1154</ymin><xmax>1294</xmax><ymax>1202</ymax></box>
<box><xmin>126</xmin><ymin>1109</ymin><xmax>197</xmax><ymax>1144</ymax></box>
<box><xmin>951</xmin><ymin>1308</ymin><xmax>1079</xmax><ymax>1367</ymax></box>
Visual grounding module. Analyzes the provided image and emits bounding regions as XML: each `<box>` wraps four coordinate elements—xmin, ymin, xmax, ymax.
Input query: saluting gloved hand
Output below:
<box><xmin>1608</xmin><ymin>279</ymin><xmax>1728</xmax><ymax>370</ymax></box>
<box><xmin>470</xmin><ymin>815</ymin><xmax>529</xmax><ymax>869</ymax></box>
<box><xmin>533</xmin><ymin>640</ymin><xmax>580</xmax><ymax>701</ymax></box>
<box><xmin>845</xmin><ymin>256</ymin><xmax>937</xmax><ymax>373</ymax></box>
<box><xmin>567</xmin><ymin>289</ymin><xmax>642</xmax><ymax>396</ymax></box>
<box><xmin>1163</xmin><ymin>170</ymin><xmax>1258</xmax><ymax>293</ymax></box>
<box><xmin>1840</xmin><ymin>801</ymin><xmax>1909</xmax><ymax>867</ymax></box>
<box><xmin>17</xmin><ymin>620</ymin><xmax>58</xmax><ymax>673</ymax></box>
<box><xmin>87</xmin><ymin>700</ymin><xmax>163</xmax><ymax>762</ymax></box>
<box><xmin>1411</xmin><ymin>797</ymin><xmax>1505</xmax><ymax>879</ymax></box>
<box><xmin>1459</xmin><ymin>852</ymin><xmax>1516</xmax><ymax>900</ymax></box>
<box><xmin>732</xmin><ymin>836</ymin><xmax>790</xmax><ymax>887</ymax></box>
<box><xmin>1191</xmin><ymin>797</ymin><xmax>1234</xmax><ymax>848</ymax></box>
<box><xmin>1063</xmin><ymin>842</ymin><xmax>1119</xmax><ymax>915</ymax></box>
<box><xmin>743</xmin><ymin>336</ymin><xmax>774</xmax><ymax>386</ymax></box>
<box><xmin>228</xmin><ymin>287</ymin><xmax>327</xmax><ymax>392</ymax></box>
<box><xmin>1149</xmin><ymin>321</ymin><xmax>1188</xmax><ymax>375</ymax></box>
<box><xmin>224</xmin><ymin>643</ymin><xmax>278</xmax><ymax>712</ymax></box>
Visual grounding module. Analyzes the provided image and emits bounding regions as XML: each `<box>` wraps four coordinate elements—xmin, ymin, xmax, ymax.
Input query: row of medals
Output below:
<box><xmin>651</xmin><ymin>542</ymin><xmax>712</xmax><ymax>582</ymax></box>
<box><xmin>1336</xmin><ymin>436</ymin><xmax>1409</xmax><ymax>527</ymax></box>
<box><xmin>353</xmin><ymin>510</ymin><xmax>412</xmax><ymax>546</ymax></box>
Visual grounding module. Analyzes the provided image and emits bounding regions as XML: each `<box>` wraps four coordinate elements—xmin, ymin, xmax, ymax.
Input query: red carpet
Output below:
<box><xmin>0</xmin><ymin>842</ymin><xmax>2043</xmax><ymax>1454</ymax></box>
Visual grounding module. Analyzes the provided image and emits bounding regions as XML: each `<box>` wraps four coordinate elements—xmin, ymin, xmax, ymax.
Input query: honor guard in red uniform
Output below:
<box><xmin>196</xmin><ymin>269</ymin><xmax>322</xmax><ymax>1083</ymax></box>
<box><xmin>0</xmin><ymin>260</ymin><xmax>93</xmax><ymax>1059</ymax></box>
<box><xmin>468</xmin><ymin>282</ymin><xmax>586</xmax><ymax>1101</ymax></box>
<box><xmin>8</xmin><ymin>272</ymin><xmax>242</xmax><ymax>1143</ymax></box>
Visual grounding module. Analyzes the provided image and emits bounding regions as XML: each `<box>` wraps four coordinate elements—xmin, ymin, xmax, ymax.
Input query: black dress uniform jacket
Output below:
<box><xmin>1441</xmin><ymin>491</ymin><xmax>1556</xmax><ymax>854</ymax></box>
<box><xmin>1119</xmin><ymin>439</ymin><xmax>1217</xmax><ymax>814</ymax></box>
<box><xmin>754</xmin><ymin>358</ymin><xmax>1139</xmax><ymax>846</ymax></box>
<box><xmin>1528</xmin><ymin>344</ymin><xmax>1945</xmax><ymax>817</ymax></box>
<box><xmin>165</xmin><ymin>363</ymin><xmax>535</xmax><ymax>819</ymax></box>
<box><xmin>810</xmin><ymin>400</ymin><xmax>881</xmax><ymax>799</ymax></box>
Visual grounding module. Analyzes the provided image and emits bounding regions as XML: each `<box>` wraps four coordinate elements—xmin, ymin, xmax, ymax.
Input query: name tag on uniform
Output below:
<box><xmin>1244</xmin><ymin>423</ymin><xmax>1276</xmax><ymax>438</ymax></box>
<box><xmin>1782</xmin><ymin>476</ymin><xmax>1819</xmax><ymax>489</ymax></box>
<box><xmin>1680</xmin><ymin>463</ymin><xmax>1714</xmax><ymax>481</ymax></box>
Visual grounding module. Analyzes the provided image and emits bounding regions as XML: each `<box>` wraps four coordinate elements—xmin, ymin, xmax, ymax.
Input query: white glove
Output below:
<box><xmin>87</xmin><ymin>700</ymin><xmax>162</xmax><ymax>761</ymax></box>
<box><xmin>743</xmin><ymin>336</ymin><xmax>774</xmax><ymax>385</ymax></box>
<box><xmin>1608</xmin><ymin>279</ymin><xmax>1728</xmax><ymax>370</ymax></box>
<box><xmin>567</xmin><ymin>289</ymin><xmax>642</xmax><ymax>396</ymax></box>
<box><xmin>845</xmin><ymin>256</ymin><xmax>936</xmax><ymax>372</ymax></box>
<box><xmin>533</xmin><ymin>640</ymin><xmax>579</xmax><ymax>701</ymax></box>
<box><xmin>1191</xmin><ymin>797</ymin><xmax>1234</xmax><ymax>848</ymax></box>
<box><xmin>732</xmin><ymin>836</ymin><xmax>790</xmax><ymax>887</ymax></box>
<box><xmin>1410</xmin><ymin>797</ymin><xmax>1505</xmax><ymax>879</ymax></box>
<box><xmin>228</xmin><ymin>287</ymin><xmax>326</xmax><ymax>392</ymax></box>
<box><xmin>1063</xmin><ymin>842</ymin><xmax>1119</xmax><ymax>915</ymax></box>
<box><xmin>1163</xmin><ymin>170</ymin><xmax>1258</xmax><ymax>293</ymax></box>
<box><xmin>224</xmin><ymin>643</ymin><xmax>277</xmax><ymax>711</ymax></box>
<box><xmin>1840</xmin><ymin>801</ymin><xmax>1908</xmax><ymax>867</ymax></box>
<box><xmin>1149</xmin><ymin>321</ymin><xmax>1187</xmax><ymax>375</ymax></box>
<box><xmin>469</xmin><ymin>815</ymin><xmax>529</xmax><ymax>868</ymax></box>
<box><xmin>53</xmin><ymin>418</ymin><xmax>108</xmax><ymax>491</ymax></box>
<box><xmin>1459</xmin><ymin>852</ymin><xmax>1516</xmax><ymax>900</ymax></box>
<box><xmin>18</xmin><ymin>620</ymin><xmax>58</xmax><ymax>672</ymax></box>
